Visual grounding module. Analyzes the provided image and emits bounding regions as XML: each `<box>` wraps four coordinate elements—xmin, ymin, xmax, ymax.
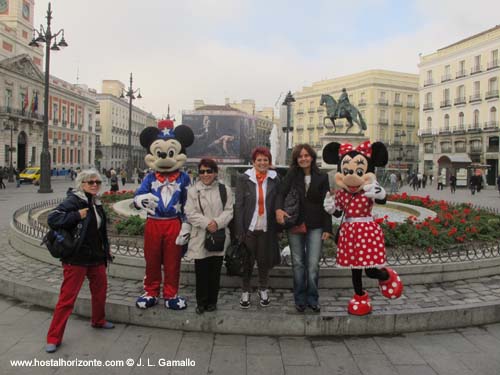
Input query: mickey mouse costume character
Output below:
<box><xmin>322</xmin><ymin>140</ymin><xmax>403</xmax><ymax>316</ymax></box>
<box><xmin>134</xmin><ymin>120</ymin><xmax>194</xmax><ymax>310</ymax></box>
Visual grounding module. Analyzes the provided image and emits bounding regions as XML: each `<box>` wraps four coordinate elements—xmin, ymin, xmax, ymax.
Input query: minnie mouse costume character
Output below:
<box><xmin>322</xmin><ymin>140</ymin><xmax>403</xmax><ymax>316</ymax></box>
<box><xmin>134</xmin><ymin>121</ymin><xmax>194</xmax><ymax>310</ymax></box>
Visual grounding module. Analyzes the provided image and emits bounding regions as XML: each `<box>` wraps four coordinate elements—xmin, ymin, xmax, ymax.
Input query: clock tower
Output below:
<box><xmin>0</xmin><ymin>0</ymin><xmax>43</xmax><ymax>65</ymax></box>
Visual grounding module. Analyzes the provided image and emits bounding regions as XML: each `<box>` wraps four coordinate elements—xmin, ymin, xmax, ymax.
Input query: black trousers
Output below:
<box><xmin>194</xmin><ymin>256</ymin><xmax>223</xmax><ymax>308</ymax></box>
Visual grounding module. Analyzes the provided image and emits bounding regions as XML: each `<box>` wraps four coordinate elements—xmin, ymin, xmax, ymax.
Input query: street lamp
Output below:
<box><xmin>120</xmin><ymin>73</ymin><xmax>142</xmax><ymax>183</ymax></box>
<box><xmin>4</xmin><ymin>121</ymin><xmax>18</xmax><ymax>182</ymax></box>
<box><xmin>29</xmin><ymin>2</ymin><xmax>68</xmax><ymax>193</ymax></box>
<box><xmin>395</xmin><ymin>130</ymin><xmax>406</xmax><ymax>176</ymax></box>
<box><xmin>282</xmin><ymin>91</ymin><xmax>295</xmax><ymax>164</ymax></box>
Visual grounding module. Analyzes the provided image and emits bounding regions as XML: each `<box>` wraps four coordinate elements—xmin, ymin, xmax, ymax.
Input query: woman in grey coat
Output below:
<box><xmin>235</xmin><ymin>147</ymin><xmax>281</xmax><ymax>309</ymax></box>
<box><xmin>185</xmin><ymin>159</ymin><xmax>234</xmax><ymax>314</ymax></box>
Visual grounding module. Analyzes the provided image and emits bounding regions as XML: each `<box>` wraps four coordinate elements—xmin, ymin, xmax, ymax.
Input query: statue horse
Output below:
<box><xmin>319</xmin><ymin>94</ymin><xmax>367</xmax><ymax>134</ymax></box>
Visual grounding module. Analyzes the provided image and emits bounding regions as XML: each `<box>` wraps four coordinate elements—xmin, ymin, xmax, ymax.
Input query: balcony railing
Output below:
<box><xmin>471</xmin><ymin>65</ymin><xmax>482</xmax><ymax>74</ymax></box>
<box><xmin>378</xmin><ymin>99</ymin><xmax>388</xmax><ymax>106</ymax></box>
<box><xmin>423</xmin><ymin>103</ymin><xmax>433</xmax><ymax>111</ymax></box>
<box><xmin>468</xmin><ymin>123</ymin><xmax>481</xmax><ymax>132</ymax></box>
<box><xmin>393</xmin><ymin>101</ymin><xmax>402</xmax><ymax>107</ymax></box>
<box><xmin>420</xmin><ymin>129</ymin><xmax>433</xmax><ymax>136</ymax></box>
<box><xmin>53</xmin><ymin>119</ymin><xmax>59</xmax><ymax>125</ymax></box>
<box><xmin>393</xmin><ymin>120</ymin><xmax>403</xmax><ymax>126</ymax></box>
<box><xmin>296</xmin><ymin>110</ymin><xmax>304</xmax><ymax>115</ymax></box>
<box><xmin>455</xmin><ymin>146</ymin><xmax>466</xmax><ymax>153</ymax></box>
<box><xmin>406</xmin><ymin>121</ymin><xmax>415</xmax><ymax>127</ymax></box>
<box><xmin>441</xmin><ymin>147</ymin><xmax>452</xmax><ymax>153</ymax></box>
<box><xmin>78</xmin><ymin>124</ymin><xmax>83</xmax><ymax>130</ymax></box>
<box><xmin>0</xmin><ymin>106</ymin><xmax>43</xmax><ymax>121</ymax></box>
<box><xmin>440</xmin><ymin>100</ymin><xmax>451</xmax><ymax>108</ymax></box>
<box><xmin>70</xmin><ymin>122</ymin><xmax>75</xmax><ymax>129</ymax></box>
<box><xmin>487</xmin><ymin>60</ymin><xmax>499</xmax><ymax>70</ymax></box>
<box><xmin>53</xmin><ymin>138</ymin><xmax>58</xmax><ymax>144</ymax></box>
<box><xmin>470</xmin><ymin>146</ymin><xmax>482</xmax><ymax>153</ymax></box>
<box><xmin>485</xmin><ymin>90</ymin><xmax>499</xmax><ymax>100</ymax></box>
<box><xmin>358</xmin><ymin>100</ymin><xmax>367</xmax><ymax>106</ymax></box>
<box><xmin>452</xmin><ymin>124</ymin><xmax>466</xmax><ymax>133</ymax></box>
<box><xmin>487</xmin><ymin>145</ymin><xmax>499</xmax><ymax>152</ymax></box>
<box><xmin>456</xmin><ymin>70</ymin><xmax>467</xmax><ymax>79</ymax></box>
<box><xmin>484</xmin><ymin>121</ymin><xmax>499</xmax><ymax>129</ymax></box>
<box><xmin>439</xmin><ymin>126</ymin><xmax>451</xmax><ymax>134</ymax></box>
<box><xmin>441</xmin><ymin>74</ymin><xmax>452</xmax><ymax>82</ymax></box>
<box><xmin>454</xmin><ymin>97</ymin><xmax>466</xmax><ymax>105</ymax></box>
<box><xmin>307</xmin><ymin>108</ymin><xmax>316</xmax><ymax>113</ymax></box>
<box><xmin>469</xmin><ymin>93</ymin><xmax>482</xmax><ymax>103</ymax></box>
<box><xmin>317</xmin><ymin>107</ymin><xmax>324</xmax><ymax>112</ymax></box>
<box><xmin>406</xmin><ymin>102</ymin><xmax>415</xmax><ymax>108</ymax></box>
<box><xmin>378</xmin><ymin>119</ymin><xmax>388</xmax><ymax>125</ymax></box>
<box><xmin>62</xmin><ymin>120</ymin><xmax>67</xmax><ymax>127</ymax></box>
<box><xmin>423</xmin><ymin>79</ymin><xmax>434</xmax><ymax>87</ymax></box>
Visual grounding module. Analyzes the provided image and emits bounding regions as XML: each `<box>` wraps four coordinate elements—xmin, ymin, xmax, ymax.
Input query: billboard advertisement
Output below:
<box><xmin>182</xmin><ymin>113</ymin><xmax>256</xmax><ymax>163</ymax></box>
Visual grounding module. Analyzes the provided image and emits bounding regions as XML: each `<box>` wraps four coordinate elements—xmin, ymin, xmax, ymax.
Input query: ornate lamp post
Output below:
<box><xmin>5</xmin><ymin>121</ymin><xmax>18</xmax><ymax>182</ymax></box>
<box><xmin>120</xmin><ymin>73</ymin><xmax>142</xmax><ymax>183</ymax></box>
<box><xmin>395</xmin><ymin>130</ymin><xmax>406</xmax><ymax>176</ymax></box>
<box><xmin>282</xmin><ymin>91</ymin><xmax>295</xmax><ymax>164</ymax></box>
<box><xmin>29</xmin><ymin>2</ymin><xmax>68</xmax><ymax>193</ymax></box>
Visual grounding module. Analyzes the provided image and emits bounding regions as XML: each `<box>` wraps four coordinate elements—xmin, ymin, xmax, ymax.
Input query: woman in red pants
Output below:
<box><xmin>45</xmin><ymin>169</ymin><xmax>113</xmax><ymax>353</ymax></box>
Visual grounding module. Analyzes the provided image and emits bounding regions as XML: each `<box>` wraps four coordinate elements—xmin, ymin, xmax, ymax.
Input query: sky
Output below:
<box><xmin>33</xmin><ymin>0</ymin><xmax>500</xmax><ymax>121</ymax></box>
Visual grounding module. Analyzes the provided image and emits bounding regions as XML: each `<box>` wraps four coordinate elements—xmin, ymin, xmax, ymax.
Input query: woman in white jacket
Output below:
<box><xmin>184</xmin><ymin>159</ymin><xmax>234</xmax><ymax>314</ymax></box>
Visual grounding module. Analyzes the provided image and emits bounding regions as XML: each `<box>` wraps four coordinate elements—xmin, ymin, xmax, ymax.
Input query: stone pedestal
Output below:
<box><xmin>318</xmin><ymin>132</ymin><xmax>369</xmax><ymax>168</ymax></box>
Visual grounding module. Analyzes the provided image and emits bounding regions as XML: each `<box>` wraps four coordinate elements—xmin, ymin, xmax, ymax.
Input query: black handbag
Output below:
<box><xmin>198</xmin><ymin>188</ymin><xmax>226</xmax><ymax>252</ymax></box>
<box><xmin>282</xmin><ymin>186</ymin><xmax>300</xmax><ymax>229</ymax></box>
<box><xmin>224</xmin><ymin>241</ymin><xmax>248</xmax><ymax>276</ymax></box>
<box><xmin>42</xmin><ymin>222</ymin><xmax>84</xmax><ymax>259</ymax></box>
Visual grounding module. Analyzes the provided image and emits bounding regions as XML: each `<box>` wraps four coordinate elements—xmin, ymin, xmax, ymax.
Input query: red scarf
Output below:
<box><xmin>255</xmin><ymin>171</ymin><xmax>267</xmax><ymax>216</ymax></box>
<box><xmin>155</xmin><ymin>171</ymin><xmax>180</xmax><ymax>183</ymax></box>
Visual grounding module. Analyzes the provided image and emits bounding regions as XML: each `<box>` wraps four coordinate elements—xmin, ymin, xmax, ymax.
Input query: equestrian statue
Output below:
<box><xmin>320</xmin><ymin>89</ymin><xmax>367</xmax><ymax>134</ymax></box>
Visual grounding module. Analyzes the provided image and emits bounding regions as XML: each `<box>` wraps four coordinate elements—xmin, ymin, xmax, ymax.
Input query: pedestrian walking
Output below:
<box><xmin>120</xmin><ymin>169</ymin><xmax>127</xmax><ymax>186</ymax></box>
<box><xmin>276</xmin><ymin>144</ymin><xmax>332</xmax><ymax>313</ymax></box>
<box><xmin>497</xmin><ymin>175</ymin><xmax>500</xmax><ymax>196</ymax></box>
<box><xmin>235</xmin><ymin>147</ymin><xmax>281</xmax><ymax>309</ymax></box>
<box><xmin>449</xmin><ymin>174</ymin><xmax>456</xmax><ymax>194</ymax></box>
<box><xmin>389</xmin><ymin>172</ymin><xmax>398</xmax><ymax>194</ymax></box>
<box><xmin>109</xmin><ymin>170</ymin><xmax>119</xmax><ymax>192</ymax></box>
<box><xmin>0</xmin><ymin>167</ymin><xmax>5</xmax><ymax>189</ymax></box>
<box><xmin>184</xmin><ymin>159</ymin><xmax>234</xmax><ymax>314</ymax></box>
<box><xmin>45</xmin><ymin>169</ymin><xmax>114</xmax><ymax>353</ymax></box>
<box><xmin>14</xmin><ymin>168</ymin><xmax>20</xmax><ymax>188</ymax></box>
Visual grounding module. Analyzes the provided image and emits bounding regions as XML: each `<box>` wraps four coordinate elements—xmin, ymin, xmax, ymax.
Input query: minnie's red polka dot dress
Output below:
<box><xmin>334</xmin><ymin>189</ymin><xmax>387</xmax><ymax>269</ymax></box>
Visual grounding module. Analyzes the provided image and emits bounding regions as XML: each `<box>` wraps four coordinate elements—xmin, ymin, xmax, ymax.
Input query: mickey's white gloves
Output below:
<box><xmin>134</xmin><ymin>193</ymin><xmax>159</xmax><ymax>215</ymax></box>
<box><xmin>323</xmin><ymin>191</ymin><xmax>336</xmax><ymax>215</ymax></box>
<box><xmin>175</xmin><ymin>223</ymin><xmax>192</xmax><ymax>246</ymax></box>
<box><xmin>363</xmin><ymin>182</ymin><xmax>386</xmax><ymax>200</ymax></box>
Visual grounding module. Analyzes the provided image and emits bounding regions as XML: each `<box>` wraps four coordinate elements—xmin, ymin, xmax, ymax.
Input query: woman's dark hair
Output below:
<box><xmin>198</xmin><ymin>158</ymin><xmax>218</xmax><ymax>173</ymax></box>
<box><xmin>290</xmin><ymin>144</ymin><xmax>320</xmax><ymax>173</ymax></box>
<box><xmin>251</xmin><ymin>147</ymin><xmax>272</xmax><ymax>165</ymax></box>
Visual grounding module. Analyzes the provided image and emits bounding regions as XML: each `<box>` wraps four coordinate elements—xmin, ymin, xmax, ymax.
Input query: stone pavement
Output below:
<box><xmin>2</xmin><ymin>178</ymin><xmax>500</xmax><ymax>373</ymax></box>
<box><xmin>1</xmin><ymin>296</ymin><xmax>500</xmax><ymax>375</ymax></box>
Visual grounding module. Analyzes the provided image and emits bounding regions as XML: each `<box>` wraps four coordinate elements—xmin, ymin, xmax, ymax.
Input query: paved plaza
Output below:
<box><xmin>1</xmin><ymin>178</ymin><xmax>500</xmax><ymax>374</ymax></box>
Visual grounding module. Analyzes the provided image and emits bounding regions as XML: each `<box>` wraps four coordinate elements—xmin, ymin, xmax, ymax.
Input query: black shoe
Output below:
<box><xmin>308</xmin><ymin>304</ymin><xmax>321</xmax><ymax>313</ymax></box>
<box><xmin>295</xmin><ymin>304</ymin><xmax>306</xmax><ymax>313</ymax></box>
<box><xmin>195</xmin><ymin>306</ymin><xmax>205</xmax><ymax>315</ymax></box>
<box><xmin>205</xmin><ymin>304</ymin><xmax>217</xmax><ymax>312</ymax></box>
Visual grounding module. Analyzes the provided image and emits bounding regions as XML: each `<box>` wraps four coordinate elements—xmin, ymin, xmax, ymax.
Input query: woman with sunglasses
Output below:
<box><xmin>45</xmin><ymin>169</ymin><xmax>113</xmax><ymax>353</ymax></box>
<box><xmin>184</xmin><ymin>159</ymin><xmax>234</xmax><ymax>314</ymax></box>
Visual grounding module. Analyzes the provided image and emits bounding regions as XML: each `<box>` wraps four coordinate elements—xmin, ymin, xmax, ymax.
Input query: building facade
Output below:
<box><xmin>96</xmin><ymin>80</ymin><xmax>156</xmax><ymax>171</ymax></box>
<box><xmin>418</xmin><ymin>25</ymin><xmax>500</xmax><ymax>185</ymax></box>
<box><xmin>0</xmin><ymin>54</ymin><xmax>98</xmax><ymax>172</ymax></box>
<box><xmin>292</xmin><ymin>70</ymin><xmax>420</xmax><ymax>171</ymax></box>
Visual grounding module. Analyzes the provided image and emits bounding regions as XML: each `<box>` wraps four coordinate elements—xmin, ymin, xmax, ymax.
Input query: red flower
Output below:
<box><xmin>387</xmin><ymin>221</ymin><xmax>397</xmax><ymax>229</ymax></box>
<box><xmin>460</xmin><ymin>219</ymin><xmax>466</xmax><ymax>224</ymax></box>
<box><xmin>427</xmin><ymin>246</ymin><xmax>433</xmax><ymax>254</ymax></box>
<box><xmin>375</xmin><ymin>217</ymin><xmax>384</xmax><ymax>224</ymax></box>
<box><xmin>448</xmin><ymin>227</ymin><xmax>458</xmax><ymax>236</ymax></box>
<box><xmin>463</xmin><ymin>208</ymin><xmax>471</xmax><ymax>215</ymax></box>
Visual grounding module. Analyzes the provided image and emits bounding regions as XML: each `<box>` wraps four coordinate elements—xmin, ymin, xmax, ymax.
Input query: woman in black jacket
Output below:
<box><xmin>45</xmin><ymin>169</ymin><xmax>113</xmax><ymax>353</ymax></box>
<box><xmin>276</xmin><ymin>144</ymin><xmax>332</xmax><ymax>313</ymax></box>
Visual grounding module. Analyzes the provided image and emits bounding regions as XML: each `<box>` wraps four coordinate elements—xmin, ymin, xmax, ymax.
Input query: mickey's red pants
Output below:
<box><xmin>47</xmin><ymin>264</ymin><xmax>107</xmax><ymax>345</ymax></box>
<box><xmin>143</xmin><ymin>217</ymin><xmax>182</xmax><ymax>299</ymax></box>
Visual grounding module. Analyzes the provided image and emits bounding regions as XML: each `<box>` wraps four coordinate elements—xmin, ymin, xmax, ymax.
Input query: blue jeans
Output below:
<box><xmin>287</xmin><ymin>228</ymin><xmax>323</xmax><ymax>306</ymax></box>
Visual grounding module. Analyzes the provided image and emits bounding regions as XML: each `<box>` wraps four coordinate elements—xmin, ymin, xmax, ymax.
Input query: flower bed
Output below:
<box><xmin>101</xmin><ymin>190</ymin><xmax>146</xmax><ymax>236</ymax></box>
<box><xmin>380</xmin><ymin>192</ymin><xmax>500</xmax><ymax>250</ymax></box>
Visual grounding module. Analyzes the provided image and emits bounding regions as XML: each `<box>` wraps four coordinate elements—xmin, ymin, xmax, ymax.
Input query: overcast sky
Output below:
<box><xmin>33</xmin><ymin>0</ymin><xmax>500</xmax><ymax>121</ymax></box>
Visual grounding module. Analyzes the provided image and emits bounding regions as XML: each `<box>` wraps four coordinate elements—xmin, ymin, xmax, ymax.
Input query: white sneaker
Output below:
<box><xmin>239</xmin><ymin>292</ymin><xmax>250</xmax><ymax>309</ymax></box>
<box><xmin>258</xmin><ymin>289</ymin><xmax>270</xmax><ymax>307</ymax></box>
